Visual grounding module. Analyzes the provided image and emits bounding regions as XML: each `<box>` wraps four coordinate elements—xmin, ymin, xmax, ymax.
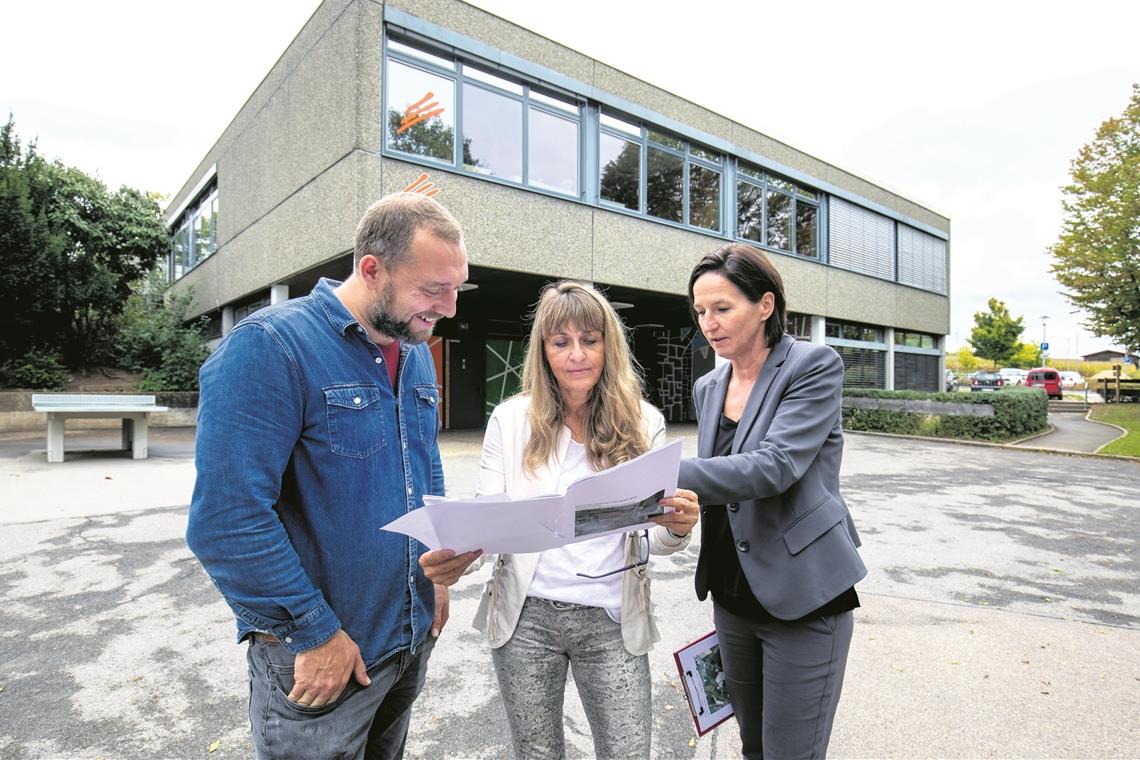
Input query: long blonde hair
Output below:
<box><xmin>521</xmin><ymin>281</ymin><xmax>649</xmax><ymax>476</ymax></box>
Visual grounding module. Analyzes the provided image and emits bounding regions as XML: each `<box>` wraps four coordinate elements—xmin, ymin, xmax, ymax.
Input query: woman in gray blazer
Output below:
<box><xmin>678</xmin><ymin>243</ymin><xmax>866</xmax><ymax>759</ymax></box>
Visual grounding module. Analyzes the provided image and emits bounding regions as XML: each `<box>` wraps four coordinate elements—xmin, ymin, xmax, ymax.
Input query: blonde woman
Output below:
<box><xmin>422</xmin><ymin>281</ymin><xmax>699</xmax><ymax>759</ymax></box>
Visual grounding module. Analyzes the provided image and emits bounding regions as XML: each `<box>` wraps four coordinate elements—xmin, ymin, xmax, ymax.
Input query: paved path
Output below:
<box><xmin>1012</xmin><ymin>413</ymin><xmax>1123</xmax><ymax>454</ymax></box>
<box><xmin>1</xmin><ymin>428</ymin><xmax>1139</xmax><ymax>758</ymax></box>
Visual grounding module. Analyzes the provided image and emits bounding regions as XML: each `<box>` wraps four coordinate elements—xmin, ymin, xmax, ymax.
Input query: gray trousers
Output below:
<box><xmin>246</xmin><ymin>636</ymin><xmax>435</xmax><ymax>760</ymax></box>
<box><xmin>491</xmin><ymin>596</ymin><xmax>651</xmax><ymax>760</ymax></box>
<box><xmin>714</xmin><ymin>603</ymin><xmax>853</xmax><ymax>760</ymax></box>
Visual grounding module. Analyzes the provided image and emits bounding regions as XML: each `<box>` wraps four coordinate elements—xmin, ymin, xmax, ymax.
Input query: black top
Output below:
<box><xmin>705</xmin><ymin>414</ymin><xmax>859</xmax><ymax>622</ymax></box>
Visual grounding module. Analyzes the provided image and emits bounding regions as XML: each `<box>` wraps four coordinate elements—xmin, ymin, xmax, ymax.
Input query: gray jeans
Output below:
<box><xmin>714</xmin><ymin>603</ymin><xmax>854</xmax><ymax>760</ymax></box>
<box><xmin>246</xmin><ymin>635</ymin><xmax>435</xmax><ymax>760</ymax></box>
<box><xmin>492</xmin><ymin>596</ymin><xmax>651</xmax><ymax>760</ymax></box>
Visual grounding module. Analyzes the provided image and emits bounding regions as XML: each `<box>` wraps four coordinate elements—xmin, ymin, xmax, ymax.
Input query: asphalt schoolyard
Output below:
<box><xmin>1</xmin><ymin>424</ymin><xmax>1138</xmax><ymax>759</ymax></box>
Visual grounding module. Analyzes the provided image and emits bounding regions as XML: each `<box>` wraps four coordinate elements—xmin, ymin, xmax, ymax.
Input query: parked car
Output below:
<box><xmin>945</xmin><ymin>370</ymin><xmax>958</xmax><ymax>392</ymax></box>
<box><xmin>999</xmin><ymin>368</ymin><xmax>1027</xmax><ymax>385</ymax></box>
<box><xmin>1059</xmin><ymin>371</ymin><xmax>1086</xmax><ymax>388</ymax></box>
<box><xmin>1026</xmin><ymin>367</ymin><xmax>1063</xmax><ymax>399</ymax></box>
<box><xmin>971</xmin><ymin>370</ymin><xmax>1004</xmax><ymax>392</ymax></box>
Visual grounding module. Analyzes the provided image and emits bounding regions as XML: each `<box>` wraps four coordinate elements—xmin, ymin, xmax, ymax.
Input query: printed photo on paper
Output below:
<box><xmin>574</xmin><ymin>489</ymin><xmax>665</xmax><ymax>538</ymax></box>
<box><xmin>673</xmin><ymin>630</ymin><xmax>734</xmax><ymax>736</ymax></box>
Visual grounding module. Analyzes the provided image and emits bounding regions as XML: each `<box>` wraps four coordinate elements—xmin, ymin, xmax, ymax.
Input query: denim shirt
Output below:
<box><xmin>186</xmin><ymin>278</ymin><xmax>443</xmax><ymax>667</ymax></box>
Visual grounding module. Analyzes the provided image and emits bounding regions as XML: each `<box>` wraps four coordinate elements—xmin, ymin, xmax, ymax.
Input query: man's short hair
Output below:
<box><xmin>353</xmin><ymin>192</ymin><xmax>463</xmax><ymax>269</ymax></box>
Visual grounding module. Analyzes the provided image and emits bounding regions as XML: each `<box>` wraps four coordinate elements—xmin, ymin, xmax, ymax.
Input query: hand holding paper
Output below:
<box><xmin>650</xmin><ymin>488</ymin><xmax>700</xmax><ymax>537</ymax></box>
<box><xmin>419</xmin><ymin>547</ymin><xmax>483</xmax><ymax>586</ymax></box>
<box><xmin>383</xmin><ymin>440</ymin><xmax>684</xmax><ymax>554</ymax></box>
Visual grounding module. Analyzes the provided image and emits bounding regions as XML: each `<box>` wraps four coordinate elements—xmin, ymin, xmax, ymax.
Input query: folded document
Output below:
<box><xmin>381</xmin><ymin>440</ymin><xmax>682</xmax><ymax>553</ymax></box>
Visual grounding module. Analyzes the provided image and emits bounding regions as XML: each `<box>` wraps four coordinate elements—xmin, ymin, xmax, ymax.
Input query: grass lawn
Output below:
<box><xmin>1089</xmin><ymin>404</ymin><xmax>1140</xmax><ymax>457</ymax></box>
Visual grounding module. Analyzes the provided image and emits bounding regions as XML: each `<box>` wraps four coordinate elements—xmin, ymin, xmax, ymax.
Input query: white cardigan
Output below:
<box><xmin>471</xmin><ymin>394</ymin><xmax>690</xmax><ymax>656</ymax></box>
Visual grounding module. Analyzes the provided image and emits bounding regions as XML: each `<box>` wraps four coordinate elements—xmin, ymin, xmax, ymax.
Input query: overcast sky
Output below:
<box><xmin>4</xmin><ymin>0</ymin><xmax>1138</xmax><ymax>356</ymax></box>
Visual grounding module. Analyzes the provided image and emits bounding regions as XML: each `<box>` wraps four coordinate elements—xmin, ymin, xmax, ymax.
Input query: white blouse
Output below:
<box><xmin>527</xmin><ymin>438</ymin><xmax>626</xmax><ymax>621</ymax></box>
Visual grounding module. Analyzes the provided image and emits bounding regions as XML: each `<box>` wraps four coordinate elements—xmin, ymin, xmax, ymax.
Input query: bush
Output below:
<box><xmin>842</xmin><ymin>387</ymin><xmax>1048</xmax><ymax>442</ymax></box>
<box><xmin>118</xmin><ymin>280</ymin><xmax>209</xmax><ymax>392</ymax></box>
<box><xmin>0</xmin><ymin>348</ymin><xmax>72</xmax><ymax>390</ymax></box>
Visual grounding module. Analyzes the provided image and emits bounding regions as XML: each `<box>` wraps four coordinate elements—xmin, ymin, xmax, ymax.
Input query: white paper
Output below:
<box><xmin>382</xmin><ymin>440</ymin><xmax>683</xmax><ymax>553</ymax></box>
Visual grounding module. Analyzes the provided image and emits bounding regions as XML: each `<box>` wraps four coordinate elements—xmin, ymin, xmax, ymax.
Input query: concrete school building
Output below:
<box><xmin>164</xmin><ymin>0</ymin><xmax>951</xmax><ymax>430</ymax></box>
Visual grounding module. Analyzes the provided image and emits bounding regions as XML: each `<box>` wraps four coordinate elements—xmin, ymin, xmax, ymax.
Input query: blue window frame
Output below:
<box><xmin>598</xmin><ymin>113</ymin><xmax>722</xmax><ymax>232</ymax></box>
<box><xmin>384</xmin><ymin>36</ymin><xmax>582</xmax><ymax>199</ymax></box>
<box><xmin>168</xmin><ymin>185</ymin><xmax>218</xmax><ymax>282</ymax></box>
<box><xmin>381</xmin><ymin>32</ymin><xmax>849</xmax><ymax>265</ymax></box>
<box><xmin>736</xmin><ymin>164</ymin><xmax>819</xmax><ymax>259</ymax></box>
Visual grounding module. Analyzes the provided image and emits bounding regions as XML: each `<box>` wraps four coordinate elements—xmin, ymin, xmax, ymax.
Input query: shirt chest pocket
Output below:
<box><xmin>324</xmin><ymin>384</ymin><xmax>386</xmax><ymax>459</ymax></box>
<box><xmin>413</xmin><ymin>384</ymin><xmax>440</xmax><ymax>446</ymax></box>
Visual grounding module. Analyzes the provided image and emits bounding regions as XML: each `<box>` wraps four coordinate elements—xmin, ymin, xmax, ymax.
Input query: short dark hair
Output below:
<box><xmin>687</xmin><ymin>243</ymin><xmax>787</xmax><ymax>348</ymax></box>
<box><xmin>353</xmin><ymin>192</ymin><xmax>463</xmax><ymax>269</ymax></box>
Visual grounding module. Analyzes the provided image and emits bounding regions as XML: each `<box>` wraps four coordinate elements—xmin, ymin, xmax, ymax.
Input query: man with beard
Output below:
<box><xmin>187</xmin><ymin>192</ymin><xmax>474</xmax><ymax>759</ymax></box>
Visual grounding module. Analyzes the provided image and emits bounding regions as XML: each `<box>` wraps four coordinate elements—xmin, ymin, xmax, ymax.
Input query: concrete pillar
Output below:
<box><xmin>940</xmin><ymin>337</ymin><xmax>949</xmax><ymax>392</ymax></box>
<box><xmin>46</xmin><ymin>414</ymin><xmax>65</xmax><ymax>463</ymax></box>
<box><xmin>270</xmin><ymin>284</ymin><xmax>290</xmax><ymax>305</ymax></box>
<box><xmin>811</xmin><ymin>316</ymin><xmax>826</xmax><ymax>345</ymax></box>
<box><xmin>221</xmin><ymin>306</ymin><xmax>235</xmax><ymax>336</ymax></box>
<box><xmin>884</xmin><ymin>327</ymin><xmax>895</xmax><ymax>390</ymax></box>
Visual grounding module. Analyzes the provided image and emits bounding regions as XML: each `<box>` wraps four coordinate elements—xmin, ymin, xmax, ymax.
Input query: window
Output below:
<box><xmin>385</xmin><ymin>58</ymin><xmax>456</xmax><ymax>163</ymax></box>
<box><xmin>736</xmin><ymin>165</ymin><xmax>819</xmax><ymax>258</ymax></box>
<box><xmin>894</xmin><ymin>352</ymin><xmax>939</xmax><ymax>392</ymax></box>
<box><xmin>600</xmin><ymin>120</ymin><xmax>640</xmax><ymax>210</ymax></box>
<box><xmin>689</xmin><ymin>163</ymin><xmax>720</xmax><ymax>231</ymax></box>
<box><xmin>894</xmin><ymin>330</ymin><xmax>937</xmax><ymax>349</ymax></box>
<box><xmin>787</xmin><ymin>313</ymin><xmax>812</xmax><ymax>340</ymax></box>
<box><xmin>172</xmin><ymin>223</ymin><xmax>190</xmax><ymax>281</ymax></box>
<box><xmin>194</xmin><ymin>193</ymin><xmax>218</xmax><ymax>263</ymax></box>
<box><xmin>599</xmin><ymin>115</ymin><xmax>722</xmax><ymax>232</ymax></box>
<box><xmin>385</xmin><ymin>37</ymin><xmax>581</xmax><ymax>197</ymax></box>
<box><xmin>834</xmin><ymin>346</ymin><xmax>886</xmax><ymax>389</ymax></box>
<box><xmin>826</xmin><ymin>319</ymin><xmax>886</xmax><ymax>389</ymax></box>
<box><xmin>897</xmin><ymin>224</ymin><xmax>948</xmax><ymax>294</ymax></box>
<box><xmin>529</xmin><ymin>102</ymin><xmax>579</xmax><ymax>195</ymax></box>
<box><xmin>647</xmin><ymin>142</ymin><xmax>682</xmax><ymax>223</ymax></box>
<box><xmin>463</xmin><ymin>79</ymin><xmax>522</xmax><ymax>181</ymax></box>
<box><xmin>378</xmin><ymin>30</ymin><xmax>949</xmax><ymax>294</ymax></box>
<box><xmin>168</xmin><ymin>185</ymin><xmax>218</xmax><ymax>282</ymax></box>
<box><xmin>825</xmin><ymin>320</ymin><xmax>882</xmax><ymax>343</ymax></box>
<box><xmin>829</xmin><ymin>197</ymin><xmax>895</xmax><ymax>280</ymax></box>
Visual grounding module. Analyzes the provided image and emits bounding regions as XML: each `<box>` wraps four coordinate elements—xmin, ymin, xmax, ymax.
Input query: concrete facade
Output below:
<box><xmin>166</xmin><ymin>0</ymin><xmax>952</xmax><ymax>422</ymax></box>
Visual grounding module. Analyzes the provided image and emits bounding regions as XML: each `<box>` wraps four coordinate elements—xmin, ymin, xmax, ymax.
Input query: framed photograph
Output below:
<box><xmin>673</xmin><ymin>630</ymin><xmax>734</xmax><ymax>736</ymax></box>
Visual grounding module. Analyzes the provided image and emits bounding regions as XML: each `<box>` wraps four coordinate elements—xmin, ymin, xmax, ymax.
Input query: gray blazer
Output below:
<box><xmin>678</xmin><ymin>334</ymin><xmax>866</xmax><ymax>619</ymax></box>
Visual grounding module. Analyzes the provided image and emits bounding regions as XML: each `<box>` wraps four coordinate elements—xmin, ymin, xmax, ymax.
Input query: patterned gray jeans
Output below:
<box><xmin>491</xmin><ymin>596</ymin><xmax>651</xmax><ymax>760</ymax></box>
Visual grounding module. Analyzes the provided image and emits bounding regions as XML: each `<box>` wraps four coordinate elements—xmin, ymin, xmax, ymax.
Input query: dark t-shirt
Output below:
<box><xmin>705</xmin><ymin>414</ymin><xmax>859</xmax><ymax>622</ymax></box>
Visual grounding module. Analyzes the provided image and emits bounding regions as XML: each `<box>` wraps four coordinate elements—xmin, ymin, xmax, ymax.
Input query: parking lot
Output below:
<box><xmin>1</xmin><ymin>426</ymin><xmax>1138</xmax><ymax>758</ymax></box>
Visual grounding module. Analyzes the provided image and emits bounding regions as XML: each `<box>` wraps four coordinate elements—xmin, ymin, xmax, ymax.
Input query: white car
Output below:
<box><xmin>1059</xmin><ymin>371</ymin><xmax>1085</xmax><ymax>388</ymax></box>
<box><xmin>999</xmin><ymin>368</ymin><xmax>1027</xmax><ymax>385</ymax></box>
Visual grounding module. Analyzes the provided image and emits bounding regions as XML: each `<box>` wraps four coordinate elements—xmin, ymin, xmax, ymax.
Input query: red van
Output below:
<box><xmin>1026</xmin><ymin>367</ymin><xmax>1063</xmax><ymax>399</ymax></box>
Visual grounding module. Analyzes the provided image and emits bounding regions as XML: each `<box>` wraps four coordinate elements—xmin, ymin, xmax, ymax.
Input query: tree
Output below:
<box><xmin>1009</xmin><ymin>342</ymin><xmax>1043</xmax><ymax>368</ymax></box>
<box><xmin>968</xmin><ymin>298</ymin><xmax>1024</xmax><ymax>367</ymax></box>
<box><xmin>1050</xmin><ymin>84</ymin><xmax>1140</xmax><ymax>357</ymax></box>
<box><xmin>0</xmin><ymin>117</ymin><xmax>169</xmax><ymax>369</ymax></box>
<box><xmin>956</xmin><ymin>345</ymin><xmax>980</xmax><ymax>372</ymax></box>
<box><xmin>0</xmin><ymin>119</ymin><xmax>67</xmax><ymax>363</ymax></box>
<box><xmin>118</xmin><ymin>270</ymin><xmax>209</xmax><ymax>392</ymax></box>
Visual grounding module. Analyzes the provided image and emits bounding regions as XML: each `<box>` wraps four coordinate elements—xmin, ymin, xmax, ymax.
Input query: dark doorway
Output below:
<box><xmin>445</xmin><ymin>336</ymin><xmax>485</xmax><ymax>429</ymax></box>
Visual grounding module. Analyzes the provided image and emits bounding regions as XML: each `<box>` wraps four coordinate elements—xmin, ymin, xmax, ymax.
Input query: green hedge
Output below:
<box><xmin>0</xmin><ymin>348</ymin><xmax>72</xmax><ymax>390</ymax></box>
<box><xmin>842</xmin><ymin>388</ymin><xmax>1048</xmax><ymax>442</ymax></box>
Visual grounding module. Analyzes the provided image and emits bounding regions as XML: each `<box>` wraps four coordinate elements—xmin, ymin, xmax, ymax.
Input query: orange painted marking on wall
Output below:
<box><xmin>402</xmin><ymin>171</ymin><xmax>441</xmax><ymax>197</ymax></box>
<box><xmin>398</xmin><ymin>91</ymin><xmax>444</xmax><ymax>134</ymax></box>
